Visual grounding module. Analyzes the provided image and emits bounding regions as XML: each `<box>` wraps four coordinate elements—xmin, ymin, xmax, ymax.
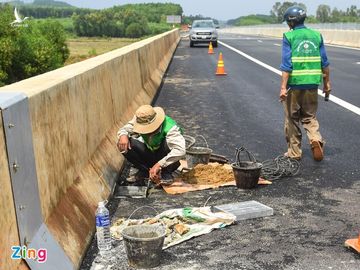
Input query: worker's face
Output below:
<box><xmin>148</xmin><ymin>125</ymin><xmax>162</xmax><ymax>137</ymax></box>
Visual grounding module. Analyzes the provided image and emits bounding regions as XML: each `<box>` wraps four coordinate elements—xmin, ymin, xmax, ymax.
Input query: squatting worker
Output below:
<box><xmin>117</xmin><ymin>105</ymin><xmax>186</xmax><ymax>184</ymax></box>
<box><xmin>280</xmin><ymin>6</ymin><xmax>331</xmax><ymax>161</ymax></box>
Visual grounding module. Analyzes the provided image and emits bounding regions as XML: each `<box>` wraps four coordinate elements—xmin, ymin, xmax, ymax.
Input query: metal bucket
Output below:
<box><xmin>185</xmin><ymin>135</ymin><xmax>212</xmax><ymax>169</ymax></box>
<box><xmin>231</xmin><ymin>147</ymin><xmax>262</xmax><ymax>189</ymax></box>
<box><xmin>121</xmin><ymin>224</ymin><xmax>166</xmax><ymax>268</ymax></box>
<box><xmin>183</xmin><ymin>134</ymin><xmax>196</xmax><ymax>149</ymax></box>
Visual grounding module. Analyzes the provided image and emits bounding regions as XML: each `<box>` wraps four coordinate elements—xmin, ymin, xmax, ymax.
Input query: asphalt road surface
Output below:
<box><xmin>82</xmin><ymin>33</ymin><xmax>360</xmax><ymax>270</ymax></box>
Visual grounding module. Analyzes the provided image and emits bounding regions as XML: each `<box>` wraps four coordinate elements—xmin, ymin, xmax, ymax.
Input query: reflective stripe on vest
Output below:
<box><xmin>291</xmin><ymin>56</ymin><xmax>321</xmax><ymax>63</ymax></box>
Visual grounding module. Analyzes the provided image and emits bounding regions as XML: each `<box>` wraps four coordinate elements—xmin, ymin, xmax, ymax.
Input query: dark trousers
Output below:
<box><xmin>123</xmin><ymin>137</ymin><xmax>180</xmax><ymax>174</ymax></box>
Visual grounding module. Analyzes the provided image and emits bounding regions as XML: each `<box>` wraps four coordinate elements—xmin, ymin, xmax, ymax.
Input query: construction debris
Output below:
<box><xmin>110</xmin><ymin>207</ymin><xmax>236</xmax><ymax>249</ymax></box>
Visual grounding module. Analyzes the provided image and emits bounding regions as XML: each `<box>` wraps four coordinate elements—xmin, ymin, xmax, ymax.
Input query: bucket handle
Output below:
<box><xmin>127</xmin><ymin>206</ymin><xmax>160</xmax><ymax>221</ymax></box>
<box><xmin>234</xmin><ymin>147</ymin><xmax>257</xmax><ymax>165</ymax></box>
<box><xmin>194</xmin><ymin>135</ymin><xmax>209</xmax><ymax>148</ymax></box>
<box><xmin>184</xmin><ymin>134</ymin><xmax>196</xmax><ymax>150</ymax></box>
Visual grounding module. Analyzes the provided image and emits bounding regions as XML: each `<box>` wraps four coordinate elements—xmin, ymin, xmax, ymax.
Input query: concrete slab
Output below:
<box><xmin>213</xmin><ymin>200</ymin><xmax>273</xmax><ymax>221</ymax></box>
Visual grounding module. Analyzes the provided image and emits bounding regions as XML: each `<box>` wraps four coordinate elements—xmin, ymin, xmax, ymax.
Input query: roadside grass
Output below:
<box><xmin>65</xmin><ymin>37</ymin><xmax>140</xmax><ymax>65</ymax></box>
<box><xmin>32</xmin><ymin>18</ymin><xmax>171</xmax><ymax>65</ymax></box>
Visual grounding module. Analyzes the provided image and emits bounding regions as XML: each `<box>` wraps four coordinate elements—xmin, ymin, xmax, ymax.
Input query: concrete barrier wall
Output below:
<box><xmin>221</xmin><ymin>27</ymin><xmax>360</xmax><ymax>48</ymax></box>
<box><xmin>0</xmin><ymin>29</ymin><xmax>180</xmax><ymax>269</ymax></box>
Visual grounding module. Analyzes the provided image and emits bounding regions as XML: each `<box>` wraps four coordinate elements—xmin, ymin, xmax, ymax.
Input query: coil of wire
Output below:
<box><xmin>260</xmin><ymin>155</ymin><xmax>300</xmax><ymax>181</ymax></box>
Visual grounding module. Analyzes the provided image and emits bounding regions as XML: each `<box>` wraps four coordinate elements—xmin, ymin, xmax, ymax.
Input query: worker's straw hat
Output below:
<box><xmin>133</xmin><ymin>105</ymin><xmax>165</xmax><ymax>134</ymax></box>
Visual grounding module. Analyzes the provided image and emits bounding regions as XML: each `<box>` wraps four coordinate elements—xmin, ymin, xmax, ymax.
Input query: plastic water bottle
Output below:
<box><xmin>95</xmin><ymin>201</ymin><xmax>112</xmax><ymax>256</ymax></box>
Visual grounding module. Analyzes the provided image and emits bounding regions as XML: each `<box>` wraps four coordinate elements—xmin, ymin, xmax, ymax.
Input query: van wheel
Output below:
<box><xmin>190</xmin><ymin>41</ymin><xmax>194</xmax><ymax>47</ymax></box>
<box><xmin>213</xmin><ymin>41</ymin><xmax>218</xmax><ymax>48</ymax></box>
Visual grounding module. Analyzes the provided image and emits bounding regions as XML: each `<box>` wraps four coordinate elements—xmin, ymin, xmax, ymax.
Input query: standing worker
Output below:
<box><xmin>279</xmin><ymin>6</ymin><xmax>331</xmax><ymax>161</ymax></box>
<box><xmin>117</xmin><ymin>105</ymin><xmax>186</xmax><ymax>184</ymax></box>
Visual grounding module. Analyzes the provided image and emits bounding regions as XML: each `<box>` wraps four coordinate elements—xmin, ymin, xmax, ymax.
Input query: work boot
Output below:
<box><xmin>160</xmin><ymin>172</ymin><xmax>174</xmax><ymax>186</ymax></box>
<box><xmin>311</xmin><ymin>141</ymin><xmax>324</xmax><ymax>161</ymax></box>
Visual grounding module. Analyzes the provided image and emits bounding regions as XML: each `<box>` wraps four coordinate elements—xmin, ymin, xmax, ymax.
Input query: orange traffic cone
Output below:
<box><xmin>345</xmin><ymin>232</ymin><xmax>360</xmax><ymax>253</ymax></box>
<box><xmin>215</xmin><ymin>52</ymin><xmax>227</xmax><ymax>75</ymax></box>
<box><xmin>208</xmin><ymin>42</ymin><xmax>214</xmax><ymax>54</ymax></box>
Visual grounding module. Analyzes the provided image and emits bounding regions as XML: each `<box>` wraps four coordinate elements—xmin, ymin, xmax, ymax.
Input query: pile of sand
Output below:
<box><xmin>181</xmin><ymin>162</ymin><xmax>235</xmax><ymax>185</ymax></box>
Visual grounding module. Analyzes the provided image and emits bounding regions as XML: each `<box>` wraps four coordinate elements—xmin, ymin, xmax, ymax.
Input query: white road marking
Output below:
<box><xmin>257</xmin><ymin>40</ymin><xmax>263</xmax><ymax>43</ymax></box>
<box><xmin>356</xmin><ymin>62</ymin><xmax>360</xmax><ymax>65</ymax></box>
<box><xmin>273</xmin><ymin>43</ymin><xmax>281</xmax><ymax>46</ymax></box>
<box><xmin>326</xmin><ymin>43</ymin><xmax>360</xmax><ymax>51</ymax></box>
<box><xmin>237</xmin><ymin>35</ymin><xmax>360</xmax><ymax>51</ymax></box>
<box><xmin>218</xmin><ymin>40</ymin><xmax>360</xmax><ymax>116</ymax></box>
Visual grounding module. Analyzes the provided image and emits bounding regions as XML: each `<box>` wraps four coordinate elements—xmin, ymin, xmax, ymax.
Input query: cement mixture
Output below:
<box><xmin>181</xmin><ymin>162</ymin><xmax>234</xmax><ymax>185</ymax></box>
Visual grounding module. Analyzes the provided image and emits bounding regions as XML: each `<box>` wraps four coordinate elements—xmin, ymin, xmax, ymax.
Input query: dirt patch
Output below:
<box><xmin>181</xmin><ymin>163</ymin><xmax>234</xmax><ymax>185</ymax></box>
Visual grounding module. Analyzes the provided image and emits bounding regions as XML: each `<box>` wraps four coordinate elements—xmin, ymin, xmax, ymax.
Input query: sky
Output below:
<box><xmin>4</xmin><ymin>0</ymin><xmax>360</xmax><ymax>20</ymax></box>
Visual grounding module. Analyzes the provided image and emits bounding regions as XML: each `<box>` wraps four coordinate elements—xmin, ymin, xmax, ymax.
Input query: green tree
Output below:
<box><xmin>0</xmin><ymin>5</ymin><xmax>17</xmax><ymax>85</ymax></box>
<box><xmin>125</xmin><ymin>23</ymin><xmax>144</xmax><ymax>38</ymax></box>
<box><xmin>0</xmin><ymin>4</ymin><xmax>69</xmax><ymax>85</ymax></box>
<box><xmin>270</xmin><ymin>2</ymin><xmax>307</xmax><ymax>23</ymax></box>
<box><xmin>346</xmin><ymin>5</ymin><xmax>358</xmax><ymax>17</ymax></box>
<box><xmin>182</xmin><ymin>15</ymin><xmax>217</xmax><ymax>25</ymax></box>
<box><xmin>331</xmin><ymin>8</ymin><xmax>342</xmax><ymax>22</ymax></box>
<box><xmin>72</xmin><ymin>3</ymin><xmax>180</xmax><ymax>38</ymax></box>
<box><xmin>73</xmin><ymin>7</ymin><xmax>147</xmax><ymax>37</ymax></box>
<box><xmin>306</xmin><ymin>15</ymin><xmax>318</xmax><ymax>23</ymax></box>
<box><xmin>36</xmin><ymin>20</ymin><xmax>69</xmax><ymax>62</ymax></box>
<box><xmin>316</xmin><ymin>5</ymin><xmax>331</xmax><ymax>23</ymax></box>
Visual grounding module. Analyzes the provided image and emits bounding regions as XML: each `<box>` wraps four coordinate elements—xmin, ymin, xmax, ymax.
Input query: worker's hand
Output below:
<box><xmin>149</xmin><ymin>163</ymin><xmax>161</xmax><ymax>182</ymax></box>
<box><xmin>323</xmin><ymin>81</ymin><xmax>331</xmax><ymax>94</ymax></box>
<box><xmin>117</xmin><ymin>135</ymin><xmax>131</xmax><ymax>153</ymax></box>
<box><xmin>279</xmin><ymin>87</ymin><xmax>287</xmax><ymax>102</ymax></box>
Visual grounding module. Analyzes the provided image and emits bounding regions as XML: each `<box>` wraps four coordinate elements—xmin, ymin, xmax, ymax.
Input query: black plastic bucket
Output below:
<box><xmin>231</xmin><ymin>147</ymin><xmax>262</xmax><ymax>189</ymax></box>
<box><xmin>232</xmin><ymin>161</ymin><xmax>262</xmax><ymax>189</ymax></box>
<box><xmin>121</xmin><ymin>225</ymin><xmax>166</xmax><ymax>268</ymax></box>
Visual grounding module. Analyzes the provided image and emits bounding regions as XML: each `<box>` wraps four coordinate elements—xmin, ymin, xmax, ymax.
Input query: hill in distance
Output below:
<box><xmin>9</xmin><ymin>0</ymin><xmax>73</xmax><ymax>7</ymax></box>
<box><xmin>227</xmin><ymin>14</ymin><xmax>276</xmax><ymax>26</ymax></box>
